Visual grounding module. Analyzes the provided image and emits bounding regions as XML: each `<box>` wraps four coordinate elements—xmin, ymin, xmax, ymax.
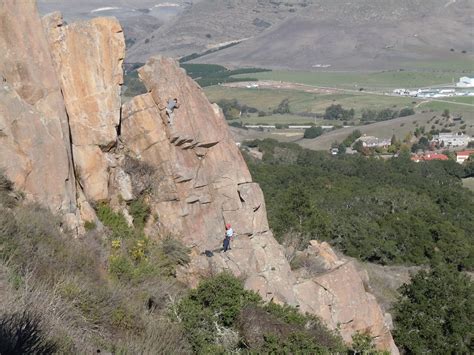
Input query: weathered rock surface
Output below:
<box><xmin>43</xmin><ymin>12</ymin><xmax>125</xmax><ymax>201</ymax></box>
<box><xmin>294</xmin><ymin>242</ymin><xmax>398</xmax><ymax>354</ymax></box>
<box><xmin>120</xmin><ymin>57</ymin><xmax>398</xmax><ymax>353</ymax></box>
<box><xmin>0</xmin><ymin>0</ymin><xmax>76</xmax><ymax>213</ymax></box>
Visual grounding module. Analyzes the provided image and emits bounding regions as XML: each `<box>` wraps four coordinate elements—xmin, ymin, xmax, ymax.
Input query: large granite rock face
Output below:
<box><xmin>0</xmin><ymin>0</ymin><xmax>76</xmax><ymax>213</ymax></box>
<box><xmin>43</xmin><ymin>12</ymin><xmax>125</xmax><ymax>201</ymax></box>
<box><xmin>122</xmin><ymin>56</ymin><xmax>253</xmax><ymax>250</ymax></box>
<box><xmin>120</xmin><ymin>57</ymin><xmax>398</xmax><ymax>353</ymax></box>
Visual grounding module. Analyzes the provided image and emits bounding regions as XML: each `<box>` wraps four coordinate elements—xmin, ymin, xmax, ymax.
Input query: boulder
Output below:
<box><xmin>0</xmin><ymin>0</ymin><xmax>76</xmax><ymax>213</ymax></box>
<box><xmin>43</xmin><ymin>12</ymin><xmax>125</xmax><ymax>201</ymax></box>
<box><xmin>294</xmin><ymin>260</ymin><xmax>399</xmax><ymax>354</ymax></box>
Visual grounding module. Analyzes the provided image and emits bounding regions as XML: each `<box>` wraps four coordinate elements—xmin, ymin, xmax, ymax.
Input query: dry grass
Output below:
<box><xmin>0</xmin><ymin>173</ymin><xmax>190</xmax><ymax>353</ymax></box>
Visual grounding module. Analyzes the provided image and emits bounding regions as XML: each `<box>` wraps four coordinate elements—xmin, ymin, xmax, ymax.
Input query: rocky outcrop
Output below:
<box><xmin>293</xmin><ymin>241</ymin><xmax>398</xmax><ymax>354</ymax></box>
<box><xmin>121</xmin><ymin>56</ymin><xmax>254</xmax><ymax>250</ymax></box>
<box><xmin>43</xmin><ymin>12</ymin><xmax>125</xmax><ymax>202</ymax></box>
<box><xmin>120</xmin><ymin>56</ymin><xmax>398</xmax><ymax>353</ymax></box>
<box><xmin>0</xmin><ymin>0</ymin><xmax>76</xmax><ymax>214</ymax></box>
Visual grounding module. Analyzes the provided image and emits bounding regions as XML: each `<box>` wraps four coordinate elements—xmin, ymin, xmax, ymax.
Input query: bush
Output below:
<box><xmin>128</xmin><ymin>197</ymin><xmax>150</xmax><ymax>230</ymax></box>
<box><xmin>273</xmin><ymin>98</ymin><xmax>290</xmax><ymax>114</ymax></box>
<box><xmin>177</xmin><ymin>273</ymin><xmax>344</xmax><ymax>353</ymax></box>
<box><xmin>399</xmin><ymin>107</ymin><xmax>415</xmax><ymax>117</ymax></box>
<box><xmin>159</xmin><ymin>236</ymin><xmax>190</xmax><ymax>269</ymax></box>
<box><xmin>97</xmin><ymin>203</ymin><xmax>134</xmax><ymax>239</ymax></box>
<box><xmin>303</xmin><ymin>126</ymin><xmax>323</xmax><ymax>139</ymax></box>
<box><xmin>325</xmin><ymin>104</ymin><xmax>354</xmax><ymax>120</ymax></box>
<box><xmin>0</xmin><ymin>311</ymin><xmax>58</xmax><ymax>354</ymax></box>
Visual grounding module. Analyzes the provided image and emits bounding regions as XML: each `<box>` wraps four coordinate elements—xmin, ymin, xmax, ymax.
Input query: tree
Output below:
<box><xmin>393</xmin><ymin>265</ymin><xmax>473</xmax><ymax>354</ymax></box>
<box><xmin>353</xmin><ymin>140</ymin><xmax>364</xmax><ymax>153</ymax></box>
<box><xmin>399</xmin><ymin>107</ymin><xmax>415</xmax><ymax>117</ymax></box>
<box><xmin>342</xmin><ymin>130</ymin><xmax>362</xmax><ymax>147</ymax></box>
<box><xmin>442</xmin><ymin>109</ymin><xmax>450</xmax><ymax>118</ymax></box>
<box><xmin>324</xmin><ymin>104</ymin><xmax>344</xmax><ymax>120</ymax></box>
<box><xmin>338</xmin><ymin>143</ymin><xmax>347</xmax><ymax>155</ymax></box>
<box><xmin>273</xmin><ymin>99</ymin><xmax>290</xmax><ymax>114</ymax></box>
<box><xmin>391</xmin><ymin>134</ymin><xmax>397</xmax><ymax>146</ymax></box>
<box><xmin>303</xmin><ymin>126</ymin><xmax>323</xmax><ymax>139</ymax></box>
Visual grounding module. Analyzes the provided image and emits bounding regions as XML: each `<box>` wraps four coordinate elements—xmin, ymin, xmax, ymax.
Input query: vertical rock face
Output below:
<box><xmin>122</xmin><ymin>56</ymin><xmax>253</xmax><ymax>250</ymax></box>
<box><xmin>43</xmin><ymin>12</ymin><xmax>125</xmax><ymax>201</ymax></box>
<box><xmin>121</xmin><ymin>57</ymin><xmax>398</xmax><ymax>353</ymax></box>
<box><xmin>0</xmin><ymin>0</ymin><xmax>75</xmax><ymax>213</ymax></box>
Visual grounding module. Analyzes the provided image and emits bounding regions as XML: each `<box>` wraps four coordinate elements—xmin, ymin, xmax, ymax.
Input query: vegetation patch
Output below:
<box><xmin>176</xmin><ymin>273</ymin><xmax>345</xmax><ymax>353</ymax></box>
<box><xmin>244</xmin><ymin>139</ymin><xmax>474</xmax><ymax>270</ymax></box>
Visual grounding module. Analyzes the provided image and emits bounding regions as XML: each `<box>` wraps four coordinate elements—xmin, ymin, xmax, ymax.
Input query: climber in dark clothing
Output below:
<box><xmin>166</xmin><ymin>97</ymin><xmax>179</xmax><ymax>125</ymax></box>
<box><xmin>223</xmin><ymin>224</ymin><xmax>234</xmax><ymax>252</ymax></box>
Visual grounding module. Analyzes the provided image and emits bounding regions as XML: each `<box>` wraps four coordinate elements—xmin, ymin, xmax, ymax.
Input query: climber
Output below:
<box><xmin>223</xmin><ymin>223</ymin><xmax>234</xmax><ymax>252</ymax></box>
<box><xmin>166</xmin><ymin>97</ymin><xmax>179</xmax><ymax>125</ymax></box>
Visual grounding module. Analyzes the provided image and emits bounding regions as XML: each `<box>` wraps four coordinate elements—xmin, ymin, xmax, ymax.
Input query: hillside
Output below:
<box><xmin>37</xmin><ymin>0</ymin><xmax>474</xmax><ymax>71</ymax></box>
<box><xmin>194</xmin><ymin>0</ymin><xmax>474</xmax><ymax>70</ymax></box>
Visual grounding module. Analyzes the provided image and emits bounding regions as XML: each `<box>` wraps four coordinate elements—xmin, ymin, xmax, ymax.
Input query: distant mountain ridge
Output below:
<box><xmin>38</xmin><ymin>0</ymin><xmax>473</xmax><ymax>70</ymax></box>
<box><xmin>127</xmin><ymin>0</ymin><xmax>473</xmax><ymax>70</ymax></box>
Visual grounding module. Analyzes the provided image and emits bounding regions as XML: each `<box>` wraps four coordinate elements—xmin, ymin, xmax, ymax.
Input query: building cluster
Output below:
<box><xmin>355</xmin><ymin>135</ymin><xmax>391</xmax><ymax>148</ymax></box>
<box><xmin>392</xmin><ymin>76</ymin><xmax>474</xmax><ymax>98</ymax></box>
<box><xmin>430</xmin><ymin>133</ymin><xmax>472</xmax><ymax>148</ymax></box>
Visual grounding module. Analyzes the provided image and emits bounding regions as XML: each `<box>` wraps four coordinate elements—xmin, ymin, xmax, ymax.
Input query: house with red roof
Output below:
<box><xmin>411</xmin><ymin>153</ymin><xmax>449</xmax><ymax>162</ymax></box>
<box><xmin>456</xmin><ymin>150</ymin><xmax>474</xmax><ymax>164</ymax></box>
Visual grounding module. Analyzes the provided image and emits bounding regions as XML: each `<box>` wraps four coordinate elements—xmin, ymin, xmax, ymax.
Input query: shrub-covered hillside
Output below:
<box><xmin>0</xmin><ymin>172</ymin><xmax>351</xmax><ymax>354</ymax></box>
<box><xmin>244</xmin><ymin>139</ymin><xmax>474</xmax><ymax>270</ymax></box>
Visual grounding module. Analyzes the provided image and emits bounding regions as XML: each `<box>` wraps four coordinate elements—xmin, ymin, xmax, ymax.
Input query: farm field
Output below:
<box><xmin>204</xmin><ymin>86</ymin><xmax>418</xmax><ymax>117</ymax></box>
<box><xmin>235</xmin><ymin>70</ymin><xmax>465</xmax><ymax>91</ymax></box>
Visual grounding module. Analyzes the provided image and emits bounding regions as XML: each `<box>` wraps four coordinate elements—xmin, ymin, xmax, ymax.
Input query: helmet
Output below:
<box><xmin>225</xmin><ymin>224</ymin><xmax>231</xmax><ymax>229</ymax></box>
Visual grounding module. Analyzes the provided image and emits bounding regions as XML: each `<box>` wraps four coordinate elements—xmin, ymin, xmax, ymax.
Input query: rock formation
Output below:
<box><xmin>0</xmin><ymin>1</ymin><xmax>398</xmax><ymax>352</ymax></box>
<box><xmin>0</xmin><ymin>0</ymin><xmax>76</xmax><ymax>214</ymax></box>
<box><xmin>43</xmin><ymin>12</ymin><xmax>125</xmax><ymax>202</ymax></box>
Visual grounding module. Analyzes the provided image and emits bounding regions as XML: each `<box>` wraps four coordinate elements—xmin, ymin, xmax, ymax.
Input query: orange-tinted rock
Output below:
<box><xmin>119</xmin><ymin>56</ymin><xmax>397</xmax><ymax>352</ymax></box>
<box><xmin>0</xmin><ymin>0</ymin><xmax>76</xmax><ymax>213</ymax></box>
<box><xmin>294</xmin><ymin>255</ymin><xmax>399</xmax><ymax>354</ymax></box>
<box><xmin>43</xmin><ymin>12</ymin><xmax>125</xmax><ymax>201</ymax></box>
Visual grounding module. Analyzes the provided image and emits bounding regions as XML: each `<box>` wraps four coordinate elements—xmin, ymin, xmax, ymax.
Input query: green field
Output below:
<box><xmin>443</xmin><ymin>96</ymin><xmax>474</xmax><ymax>104</ymax></box>
<box><xmin>236</xmin><ymin>70</ymin><xmax>465</xmax><ymax>90</ymax></box>
<box><xmin>204</xmin><ymin>86</ymin><xmax>417</xmax><ymax>118</ymax></box>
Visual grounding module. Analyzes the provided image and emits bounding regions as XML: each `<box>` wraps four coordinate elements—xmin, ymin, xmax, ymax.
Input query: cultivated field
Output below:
<box><xmin>237</xmin><ymin>69</ymin><xmax>469</xmax><ymax>91</ymax></box>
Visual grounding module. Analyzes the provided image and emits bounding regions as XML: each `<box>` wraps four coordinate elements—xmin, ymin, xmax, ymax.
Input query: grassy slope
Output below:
<box><xmin>236</xmin><ymin>70</ymin><xmax>466</xmax><ymax>90</ymax></box>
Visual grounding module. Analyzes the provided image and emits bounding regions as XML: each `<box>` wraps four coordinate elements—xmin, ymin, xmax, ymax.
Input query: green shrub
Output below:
<box><xmin>96</xmin><ymin>203</ymin><xmax>133</xmax><ymax>239</ymax></box>
<box><xmin>303</xmin><ymin>126</ymin><xmax>323</xmax><ymax>139</ymax></box>
<box><xmin>159</xmin><ymin>236</ymin><xmax>190</xmax><ymax>268</ymax></box>
<box><xmin>350</xmin><ymin>331</ymin><xmax>387</xmax><ymax>354</ymax></box>
<box><xmin>128</xmin><ymin>198</ymin><xmax>150</xmax><ymax>230</ymax></box>
<box><xmin>177</xmin><ymin>273</ymin><xmax>344</xmax><ymax>353</ymax></box>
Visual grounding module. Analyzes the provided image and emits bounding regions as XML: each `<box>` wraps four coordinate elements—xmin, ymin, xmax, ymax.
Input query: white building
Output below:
<box><xmin>431</xmin><ymin>133</ymin><xmax>471</xmax><ymax>147</ymax></box>
<box><xmin>356</xmin><ymin>136</ymin><xmax>391</xmax><ymax>148</ymax></box>
<box><xmin>456</xmin><ymin>150</ymin><xmax>474</xmax><ymax>164</ymax></box>
<box><xmin>456</xmin><ymin>77</ymin><xmax>474</xmax><ymax>88</ymax></box>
